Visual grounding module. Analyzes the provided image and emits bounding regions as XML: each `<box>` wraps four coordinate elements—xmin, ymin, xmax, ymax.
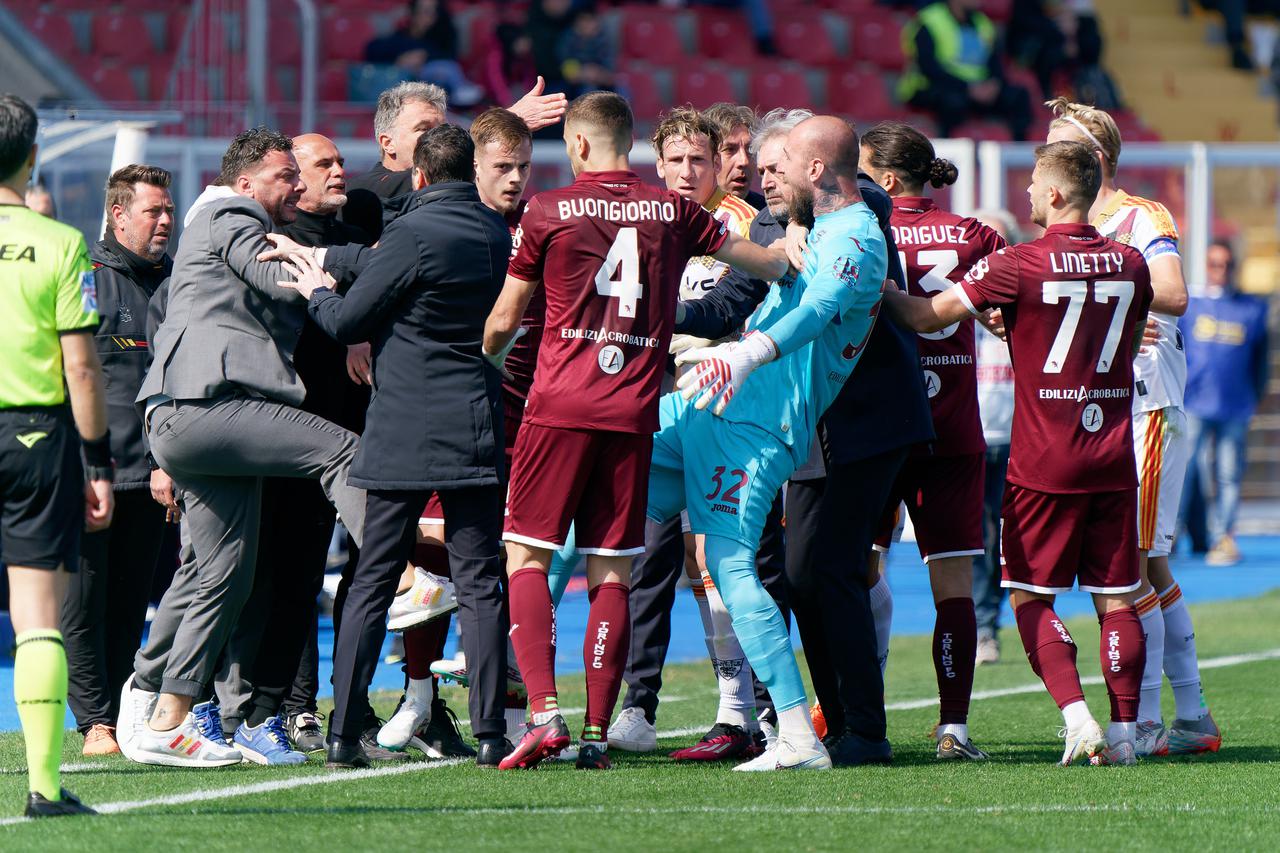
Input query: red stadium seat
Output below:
<box><xmin>616</xmin><ymin>67</ymin><xmax>667</xmax><ymax>123</ymax></box>
<box><xmin>675</xmin><ymin>67</ymin><xmax>738</xmax><ymax>108</ymax></box>
<box><xmin>951</xmin><ymin>121</ymin><xmax>1013</xmax><ymax>142</ymax></box>
<box><xmin>319</xmin><ymin>65</ymin><xmax>350</xmax><ymax>102</ymax></box>
<box><xmin>165</xmin><ymin>13</ymin><xmax>230</xmax><ymax>56</ymax></box>
<box><xmin>820</xmin><ymin>0</ymin><xmax>880</xmax><ymax>12</ymax></box>
<box><xmin>774</xmin><ymin>12</ymin><xmax>839</xmax><ymax>65</ymax></box>
<box><xmin>463</xmin><ymin>5</ymin><xmax>499</xmax><ymax>64</ymax></box>
<box><xmin>851</xmin><ymin>10</ymin><xmax>906</xmax><ymax>71</ymax></box>
<box><xmin>324</xmin><ymin>13</ymin><xmax>376</xmax><ymax>64</ymax></box>
<box><xmin>696</xmin><ymin>11</ymin><xmax>756</xmax><ymax>65</ymax></box>
<box><xmin>81</xmin><ymin>63</ymin><xmax>142</xmax><ymax>102</ymax></box>
<box><xmin>20</xmin><ymin>13</ymin><xmax>77</xmax><ymax>57</ymax></box>
<box><xmin>825</xmin><ymin>69</ymin><xmax>903</xmax><ymax>122</ymax></box>
<box><xmin>750</xmin><ymin>67</ymin><xmax>814</xmax><ymax>112</ymax></box>
<box><xmin>91</xmin><ymin>14</ymin><xmax>155</xmax><ymax>63</ymax></box>
<box><xmin>268</xmin><ymin>15</ymin><xmax>303</xmax><ymax>65</ymax></box>
<box><xmin>620</xmin><ymin>6</ymin><xmax>686</xmax><ymax>65</ymax></box>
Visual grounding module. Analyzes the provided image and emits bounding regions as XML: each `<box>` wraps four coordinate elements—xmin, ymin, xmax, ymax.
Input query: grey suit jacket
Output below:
<box><xmin>137</xmin><ymin>195</ymin><xmax>306</xmax><ymax>407</ymax></box>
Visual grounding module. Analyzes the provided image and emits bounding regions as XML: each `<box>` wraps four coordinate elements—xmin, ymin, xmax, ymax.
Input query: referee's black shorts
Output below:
<box><xmin>0</xmin><ymin>406</ymin><xmax>84</xmax><ymax>571</ymax></box>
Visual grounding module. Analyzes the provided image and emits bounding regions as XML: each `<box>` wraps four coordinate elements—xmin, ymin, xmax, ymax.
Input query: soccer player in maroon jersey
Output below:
<box><xmin>881</xmin><ymin>141</ymin><xmax>1153</xmax><ymax>767</ymax></box>
<box><xmin>482</xmin><ymin>92</ymin><xmax>789</xmax><ymax>770</ymax></box>
<box><xmin>858</xmin><ymin>122</ymin><xmax>1006</xmax><ymax>761</ymax></box>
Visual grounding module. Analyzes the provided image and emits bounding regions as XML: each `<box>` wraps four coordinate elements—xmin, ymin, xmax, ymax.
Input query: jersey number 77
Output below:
<box><xmin>1041</xmin><ymin>279</ymin><xmax>1135</xmax><ymax>374</ymax></box>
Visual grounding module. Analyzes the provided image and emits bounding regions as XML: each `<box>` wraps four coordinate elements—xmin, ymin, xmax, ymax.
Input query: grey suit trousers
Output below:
<box><xmin>134</xmin><ymin>395</ymin><xmax>364</xmax><ymax>698</ymax></box>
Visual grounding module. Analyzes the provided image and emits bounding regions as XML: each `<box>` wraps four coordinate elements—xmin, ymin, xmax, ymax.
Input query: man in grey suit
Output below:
<box><xmin>118</xmin><ymin>128</ymin><xmax>367</xmax><ymax>768</ymax></box>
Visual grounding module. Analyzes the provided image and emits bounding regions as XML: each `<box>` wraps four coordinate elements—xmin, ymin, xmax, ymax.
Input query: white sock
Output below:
<box><xmin>703</xmin><ymin>573</ymin><xmax>754</xmax><ymax>729</ymax></box>
<box><xmin>1108</xmin><ymin>720</ymin><xmax>1136</xmax><ymax>745</ymax></box>
<box><xmin>1062</xmin><ymin>700</ymin><xmax>1093</xmax><ymax>731</ymax></box>
<box><xmin>1135</xmin><ymin>589</ymin><xmax>1165</xmax><ymax>723</ymax></box>
<box><xmin>776</xmin><ymin>703</ymin><xmax>817</xmax><ymax>743</ymax></box>
<box><xmin>1159</xmin><ymin>584</ymin><xmax>1208</xmax><ymax>721</ymax></box>
<box><xmin>406</xmin><ymin>676</ymin><xmax>433</xmax><ymax>710</ymax></box>
<box><xmin>938</xmin><ymin>722</ymin><xmax>969</xmax><ymax>743</ymax></box>
<box><xmin>868</xmin><ymin>575</ymin><xmax>893</xmax><ymax>676</ymax></box>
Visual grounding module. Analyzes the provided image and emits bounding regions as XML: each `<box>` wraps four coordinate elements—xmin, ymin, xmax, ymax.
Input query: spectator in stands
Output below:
<box><xmin>1179</xmin><ymin>239</ymin><xmax>1271</xmax><ymax>566</ymax></box>
<box><xmin>1007</xmin><ymin>1</ymin><xmax>1118</xmax><ymax>108</ymax></box>
<box><xmin>558</xmin><ymin>5</ymin><xmax>615</xmax><ymax>98</ymax></box>
<box><xmin>526</xmin><ymin>0</ymin><xmax>578</xmax><ymax>92</ymax></box>
<box><xmin>1197</xmin><ymin>1</ymin><xmax>1280</xmax><ymax>71</ymax></box>
<box><xmin>365</xmin><ymin>0</ymin><xmax>485</xmax><ymax>107</ymax></box>
<box><xmin>482</xmin><ymin>15</ymin><xmax>538</xmax><ymax>107</ymax></box>
<box><xmin>25</xmin><ymin>182</ymin><xmax>55</xmax><ymax>218</ymax></box>
<box><xmin>898</xmin><ymin>0</ymin><xmax>1033</xmax><ymax>140</ymax></box>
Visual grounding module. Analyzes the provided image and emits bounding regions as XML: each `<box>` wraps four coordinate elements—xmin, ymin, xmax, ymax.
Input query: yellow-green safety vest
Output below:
<box><xmin>897</xmin><ymin>2</ymin><xmax>997</xmax><ymax>102</ymax></box>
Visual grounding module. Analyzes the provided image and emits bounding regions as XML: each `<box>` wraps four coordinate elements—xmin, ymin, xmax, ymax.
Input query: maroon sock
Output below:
<box><xmin>1099</xmin><ymin>607</ymin><xmax>1145</xmax><ymax>722</ymax></box>
<box><xmin>413</xmin><ymin>541</ymin><xmax>451</xmax><ymax>578</ymax></box>
<box><xmin>508</xmin><ymin>568</ymin><xmax>558</xmax><ymax>717</ymax></box>
<box><xmin>582</xmin><ymin>582</ymin><xmax>630</xmax><ymax>742</ymax></box>
<box><xmin>1015</xmin><ymin>599</ymin><xmax>1085</xmax><ymax>709</ymax></box>
<box><xmin>934</xmin><ymin>596</ymin><xmax>977</xmax><ymax>725</ymax></box>
<box><xmin>403</xmin><ymin>614</ymin><xmax>450</xmax><ymax>681</ymax></box>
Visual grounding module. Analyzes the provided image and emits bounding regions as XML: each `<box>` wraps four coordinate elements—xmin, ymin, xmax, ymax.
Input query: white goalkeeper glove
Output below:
<box><xmin>483</xmin><ymin>326</ymin><xmax>527</xmax><ymax>379</ymax></box>
<box><xmin>675</xmin><ymin>330</ymin><xmax>778</xmax><ymax>416</ymax></box>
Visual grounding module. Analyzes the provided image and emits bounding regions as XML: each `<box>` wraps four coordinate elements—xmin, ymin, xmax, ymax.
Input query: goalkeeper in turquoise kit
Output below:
<box><xmin>647</xmin><ymin>116</ymin><xmax>887</xmax><ymax>770</ymax></box>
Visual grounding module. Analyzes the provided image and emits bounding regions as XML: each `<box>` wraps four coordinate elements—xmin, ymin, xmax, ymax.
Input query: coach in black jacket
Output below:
<box><xmin>61</xmin><ymin>165</ymin><xmax>175</xmax><ymax>751</ymax></box>
<box><xmin>278</xmin><ymin>125</ymin><xmax>511</xmax><ymax>767</ymax></box>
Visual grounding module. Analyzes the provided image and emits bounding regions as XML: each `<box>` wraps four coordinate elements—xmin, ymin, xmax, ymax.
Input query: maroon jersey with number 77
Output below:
<box><xmin>956</xmin><ymin>223</ymin><xmax>1152</xmax><ymax>494</ymax></box>
<box><xmin>507</xmin><ymin>170</ymin><xmax>729</xmax><ymax>434</ymax></box>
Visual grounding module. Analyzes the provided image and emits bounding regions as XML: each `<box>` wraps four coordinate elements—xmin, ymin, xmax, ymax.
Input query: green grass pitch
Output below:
<box><xmin>1</xmin><ymin>590</ymin><xmax>1277</xmax><ymax>851</ymax></box>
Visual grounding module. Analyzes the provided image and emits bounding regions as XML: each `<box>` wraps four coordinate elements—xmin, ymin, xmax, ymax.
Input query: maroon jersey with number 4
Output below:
<box><xmin>957</xmin><ymin>223</ymin><xmax>1152</xmax><ymax>493</ymax></box>
<box><xmin>891</xmin><ymin>197</ymin><xmax>1006</xmax><ymax>455</ymax></box>
<box><xmin>507</xmin><ymin>170</ymin><xmax>729</xmax><ymax>434</ymax></box>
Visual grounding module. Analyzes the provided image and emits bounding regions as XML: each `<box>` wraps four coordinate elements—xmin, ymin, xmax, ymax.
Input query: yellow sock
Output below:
<box><xmin>14</xmin><ymin>629</ymin><xmax>67</xmax><ymax>801</ymax></box>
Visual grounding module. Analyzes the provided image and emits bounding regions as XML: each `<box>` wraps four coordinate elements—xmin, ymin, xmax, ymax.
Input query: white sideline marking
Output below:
<box><xmin>1</xmin><ymin>648</ymin><xmax>1275</xmax><ymax>826</ymax></box>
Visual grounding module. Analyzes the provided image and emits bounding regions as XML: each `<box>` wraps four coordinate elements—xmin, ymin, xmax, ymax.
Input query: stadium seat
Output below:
<box><xmin>750</xmin><ymin>67</ymin><xmax>814</xmax><ymax>112</ymax></box>
<box><xmin>774</xmin><ymin>12</ymin><xmax>839</xmax><ymax>65</ymax></box>
<box><xmin>675</xmin><ymin>67</ymin><xmax>739</xmax><ymax>108</ymax></box>
<box><xmin>324</xmin><ymin>13</ymin><xmax>376</xmax><ymax>63</ymax></box>
<box><xmin>319</xmin><ymin>65</ymin><xmax>349</xmax><ymax>102</ymax></box>
<box><xmin>825</xmin><ymin>69</ymin><xmax>902</xmax><ymax>122</ymax></box>
<box><xmin>165</xmin><ymin>13</ymin><xmax>230</xmax><ymax>56</ymax></box>
<box><xmin>820</xmin><ymin>0</ymin><xmax>880</xmax><ymax>12</ymax></box>
<box><xmin>616</xmin><ymin>68</ymin><xmax>667</xmax><ymax>123</ymax></box>
<box><xmin>268</xmin><ymin>15</ymin><xmax>303</xmax><ymax>65</ymax></box>
<box><xmin>79</xmin><ymin>63</ymin><xmax>141</xmax><ymax>102</ymax></box>
<box><xmin>462</xmin><ymin>5</ymin><xmax>498</xmax><ymax>63</ymax></box>
<box><xmin>619</xmin><ymin>7</ymin><xmax>687</xmax><ymax>65</ymax></box>
<box><xmin>19</xmin><ymin>13</ymin><xmax>77</xmax><ymax>57</ymax></box>
<box><xmin>951</xmin><ymin>120</ymin><xmax>1013</xmax><ymax>142</ymax></box>
<box><xmin>696</xmin><ymin>11</ymin><xmax>757</xmax><ymax>65</ymax></box>
<box><xmin>91</xmin><ymin>14</ymin><xmax>155</xmax><ymax>63</ymax></box>
<box><xmin>851</xmin><ymin>9</ymin><xmax>906</xmax><ymax>71</ymax></box>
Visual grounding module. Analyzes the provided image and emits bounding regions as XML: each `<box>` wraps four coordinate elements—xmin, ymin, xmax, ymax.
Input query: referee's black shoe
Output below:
<box><xmin>824</xmin><ymin>728</ymin><xmax>893</xmax><ymax>767</ymax></box>
<box><xmin>476</xmin><ymin>737</ymin><xmax>514</xmax><ymax>768</ymax></box>
<box><xmin>25</xmin><ymin>789</ymin><xmax>96</xmax><ymax>818</ymax></box>
<box><xmin>326</xmin><ymin>736</ymin><xmax>371</xmax><ymax>769</ymax></box>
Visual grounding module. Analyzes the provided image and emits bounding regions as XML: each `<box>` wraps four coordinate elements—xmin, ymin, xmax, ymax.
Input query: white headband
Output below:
<box><xmin>1062</xmin><ymin>116</ymin><xmax>1107</xmax><ymax>159</ymax></box>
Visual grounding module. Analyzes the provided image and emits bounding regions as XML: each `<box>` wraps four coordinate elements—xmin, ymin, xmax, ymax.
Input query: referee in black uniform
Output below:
<box><xmin>0</xmin><ymin>93</ymin><xmax>111</xmax><ymax>818</ymax></box>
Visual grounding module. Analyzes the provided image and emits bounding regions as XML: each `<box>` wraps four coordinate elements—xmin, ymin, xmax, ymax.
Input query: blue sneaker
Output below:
<box><xmin>234</xmin><ymin>716</ymin><xmax>309</xmax><ymax>766</ymax></box>
<box><xmin>193</xmin><ymin>701</ymin><xmax>235</xmax><ymax>747</ymax></box>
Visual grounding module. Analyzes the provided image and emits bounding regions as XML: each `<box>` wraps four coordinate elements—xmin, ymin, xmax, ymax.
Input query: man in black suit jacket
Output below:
<box><xmin>277</xmin><ymin>125</ymin><xmax>512</xmax><ymax>769</ymax></box>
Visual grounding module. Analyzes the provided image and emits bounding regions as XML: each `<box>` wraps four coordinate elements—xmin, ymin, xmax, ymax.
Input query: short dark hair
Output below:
<box><xmin>1034</xmin><ymin>140</ymin><xmax>1102</xmax><ymax>208</ymax></box>
<box><xmin>105</xmin><ymin>164</ymin><xmax>172</xmax><ymax>212</ymax></box>
<box><xmin>218</xmin><ymin>127</ymin><xmax>293</xmax><ymax>186</ymax></box>
<box><xmin>0</xmin><ymin>93</ymin><xmax>38</xmax><ymax>183</ymax></box>
<box><xmin>565</xmin><ymin>91</ymin><xmax>633</xmax><ymax>148</ymax></box>
<box><xmin>414</xmin><ymin>123</ymin><xmax>474</xmax><ymax>184</ymax></box>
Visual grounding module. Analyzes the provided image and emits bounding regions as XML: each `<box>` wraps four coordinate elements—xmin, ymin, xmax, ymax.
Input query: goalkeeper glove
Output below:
<box><xmin>675</xmin><ymin>330</ymin><xmax>778</xmax><ymax>416</ymax></box>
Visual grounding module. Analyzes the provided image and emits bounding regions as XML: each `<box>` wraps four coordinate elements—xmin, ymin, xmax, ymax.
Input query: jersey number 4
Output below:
<box><xmin>1042</xmin><ymin>280</ymin><xmax>1134</xmax><ymax>374</ymax></box>
<box><xmin>595</xmin><ymin>227</ymin><xmax>643</xmax><ymax>318</ymax></box>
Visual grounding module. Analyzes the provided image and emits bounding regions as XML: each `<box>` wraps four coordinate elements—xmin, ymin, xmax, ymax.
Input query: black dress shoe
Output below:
<box><xmin>827</xmin><ymin>729</ymin><xmax>893</xmax><ymax>767</ymax></box>
<box><xmin>359</xmin><ymin>727</ymin><xmax>411</xmax><ymax>762</ymax></box>
<box><xmin>326</xmin><ymin>736</ymin><xmax>371</xmax><ymax>769</ymax></box>
<box><xmin>25</xmin><ymin>789</ymin><xmax>96</xmax><ymax>818</ymax></box>
<box><xmin>476</xmin><ymin>737</ymin><xmax>514</xmax><ymax>768</ymax></box>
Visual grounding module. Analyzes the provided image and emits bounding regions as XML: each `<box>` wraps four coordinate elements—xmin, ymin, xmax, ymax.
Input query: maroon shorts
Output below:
<box><xmin>1000</xmin><ymin>484</ymin><xmax>1140</xmax><ymax>594</ymax></box>
<box><xmin>419</xmin><ymin>492</ymin><xmax>444</xmax><ymax>526</ymax></box>
<box><xmin>504</xmin><ymin>423</ymin><xmax>651</xmax><ymax>556</ymax></box>
<box><xmin>873</xmin><ymin>453</ymin><xmax>985</xmax><ymax>562</ymax></box>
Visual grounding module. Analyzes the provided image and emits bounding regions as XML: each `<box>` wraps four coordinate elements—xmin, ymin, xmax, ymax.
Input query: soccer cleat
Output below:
<box><xmin>810</xmin><ymin>701</ymin><xmax>827</xmax><ymax>739</ymax></box>
<box><xmin>116</xmin><ymin>674</ymin><xmax>158</xmax><ymax>762</ymax></box>
<box><xmin>287</xmin><ymin>711</ymin><xmax>327</xmax><ymax>754</ymax></box>
<box><xmin>936</xmin><ymin>733</ymin><xmax>989</xmax><ymax>761</ymax></box>
<box><xmin>732</xmin><ymin>734</ymin><xmax>831</xmax><ymax>772</ymax></box>
<box><xmin>498</xmin><ymin>715</ymin><xmax>572</xmax><ymax>769</ymax></box>
<box><xmin>608</xmin><ymin>706</ymin><xmax>657</xmax><ymax>753</ymax></box>
<box><xmin>24</xmin><ymin>789</ymin><xmax>96</xmax><ymax>818</ymax></box>
<box><xmin>476</xmin><ymin>737</ymin><xmax>514</xmax><ymax>768</ymax></box>
<box><xmin>377</xmin><ymin>692</ymin><xmax>432</xmax><ymax>750</ymax></box>
<box><xmin>326</xmin><ymin>736</ymin><xmax>371</xmax><ymax>769</ymax></box>
<box><xmin>1059</xmin><ymin>719</ymin><xmax>1107</xmax><ymax>766</ymax></box>
<box><xmin>429</xmin><ymin>659</ymin><xmax>525</xmax><ymax>695</ymax></box>
<box><xmin>387</xmin><ymin>568</ymin><xmax>458</xmax><ymax>632</ymax></box>
<box><xmin>1135</xmin><ymin>720</ymin><xmax>1169</xmax><ymax>757</ymax></box>
<box><xmin>234</xmin><ymin>716</ymin><xmax>309</xmax><ymax>765</ymax></box>
<box><xmin>82</xmin><ymin>723</ymin><xmax>120</xmax><ymax>756</ymax></box>
<box><xmin>408</xmin><ymin>701</ymin><xmax>476</xmax><ymax>759</ymax></box>
<box><xmin>130</xmin><ymin>711</ymin><xmax>244</xmax><ymax>767</ymax></box>
<box><xmin>975</xmin><ymin>636</ymin><xmax>1001</xmax><ymax>665</ymax></box>
<box><xmin>1090</xmin><ymin>740</ymin><xmax>1137</xmax><ymax>766</ymax></box>
<box><xmin>575</xmin><ymin>742</ymin><xmax>612</xmax><ymax>770</ymax></box>
<box><xmin>1167</xmin><ymin>713</ymin><xmax>1222</xmax><ymax>755</ymax></box>
<box><xmin>669</xmin><ymin>723</ymin><xmax>754</xmax><ymax>762</ymax></box>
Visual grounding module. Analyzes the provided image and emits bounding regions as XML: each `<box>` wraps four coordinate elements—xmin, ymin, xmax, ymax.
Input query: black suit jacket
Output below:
<box><xmin>310</xmin><ymin>182</ymin><xmax>510</xmax><ymax>490</ymax></box>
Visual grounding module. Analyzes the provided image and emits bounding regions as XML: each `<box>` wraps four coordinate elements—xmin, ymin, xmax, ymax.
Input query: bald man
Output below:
<box><xmin>210</xmin><ymin>133</ymin><xmax>380</xmax><ymax>761</ymax></box>
<box><xmin>646</xmin><ymin>116</ymin><xmax>888</xmax><ymax>770</ymax></box>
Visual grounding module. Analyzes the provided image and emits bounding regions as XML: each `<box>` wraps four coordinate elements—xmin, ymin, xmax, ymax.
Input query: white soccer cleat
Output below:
<box><xmin>377</xmin><ymin>684</ymin><xmax>433</xmax><ymax>750</ymax></box>
<box><xmin>1090</xmin><ymin>739</ymin><xmax>1137</xmax><ymax>766</ymax></box>
<box><xmin>387</xmin><ymin>568</ymin><xmax>458</xmax><ymax>632</ymax></box>
<box><xmin>116</xmin><ymin>674</ymin><xmax>158</xmax><ymax>762</ymax></box>
<box><xmin>130</xmin><ymin>713</ymin><xmax>243</xmax><ymax>767</ymax></box>
<box><xmin>1059</xmin><ymin>719</ymin><xmax>1107</xmax><ymax>766</ymax></box>
<box><xmin>608</xmin><ymin>706</ymin><xmax>657</xmax><ymax>753</ymax></box>
<box><xmin>732</xmin><ymin>734</ymin><xmax>831</xmax><ymax>772</ymax></box>
<box><xmin>1134</xmin><ymin>720</ymin><xmax>1169</xmax><ymax>757</ymax></box>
